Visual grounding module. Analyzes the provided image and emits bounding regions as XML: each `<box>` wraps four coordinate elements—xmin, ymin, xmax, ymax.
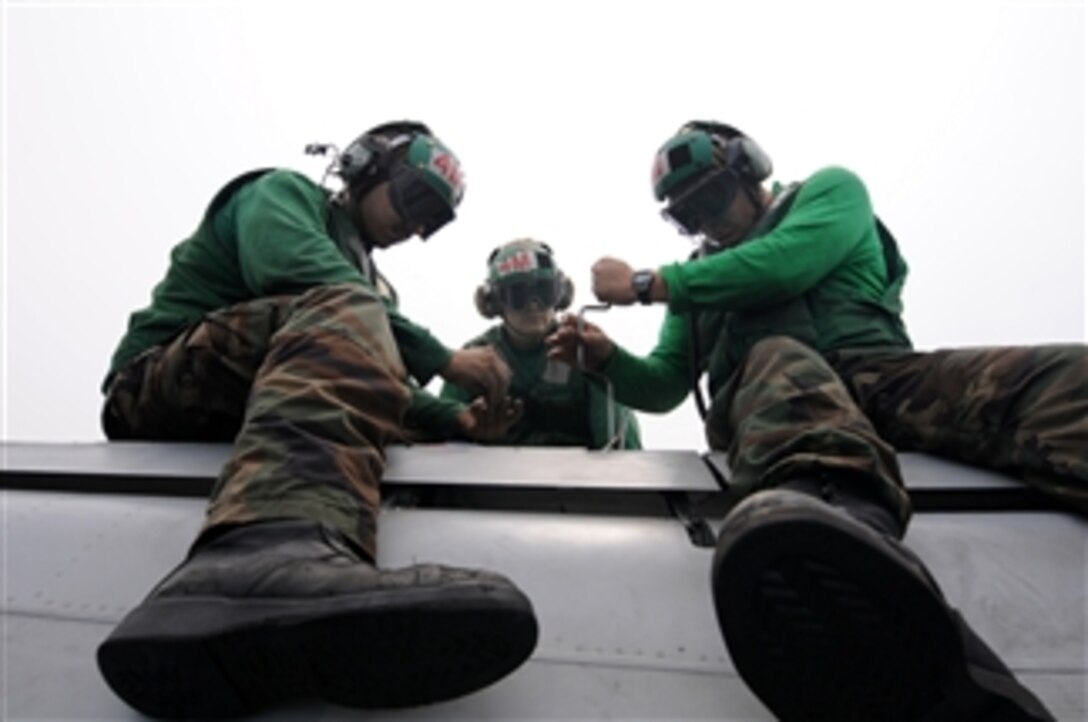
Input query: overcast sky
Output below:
<box><xmin>2</xmin><ymin>0</ymin><xmax>1085</xmax><ymax>450</ymax></box>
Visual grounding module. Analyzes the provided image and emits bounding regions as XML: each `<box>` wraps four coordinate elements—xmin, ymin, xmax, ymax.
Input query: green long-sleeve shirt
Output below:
<box><xmin>105</xmin><ymin>168</ymin><xmax>464</xmax><ymax>431</ymax></box>
<box><xmin>603</xmin><ymin>166</ymin><xmax>912</xmax><ymax>412</ymax></box>
<box><xmin>441</xmin><ymin>325</ymin><xmax>642</xmax><ymax>449</ymax></box>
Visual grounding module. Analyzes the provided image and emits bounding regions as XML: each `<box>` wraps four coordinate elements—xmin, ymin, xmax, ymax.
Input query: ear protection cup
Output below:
<box><xmin>682</xmin><ymin>121</ymin><xmax>773</xmax><ymax>182</ymax></box>
<box><xmin>474</xmin><ymin>281</ymin><xmax>502</xmax><ymax>319</ymax></box>
<box><xmin>475</xmin><ymin>243</ymin><xmax>505</xmax><ymax>319</ymax></box>
<box><xmin>728</xmin><ymin>135</ymin><xmax>773</xmax><ymax>182</ymax></box>
<box><xmin>337</xmin><ymin>141</ymin><xmax>377</xmax><ymax>184</ymax></box>
<box><xmin>555</xmin><ymin>274</ymin><xmax>574</xmax><ymax>311</ymax></box>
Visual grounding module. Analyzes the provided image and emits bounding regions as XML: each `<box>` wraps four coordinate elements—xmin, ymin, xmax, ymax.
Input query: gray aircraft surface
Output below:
<box><xmin>2</xmin><ymin>441</ymin><xmax>1086</xmax><ymax>720</ymax></box>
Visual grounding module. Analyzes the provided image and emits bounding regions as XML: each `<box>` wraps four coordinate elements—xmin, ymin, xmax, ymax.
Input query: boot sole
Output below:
<box><xmin>712</xmin><ymin>494</ymin><xmax>1053</xmax><ymax>721</ymax></box>
<box><xmin>97</xmin><ymin>581</ymin><xmax>538</xmax><ymax>718</ymax></box>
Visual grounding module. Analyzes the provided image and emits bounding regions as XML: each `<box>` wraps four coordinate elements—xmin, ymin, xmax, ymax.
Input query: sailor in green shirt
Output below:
<box><xmin>441</xmin><ymin>239</ymin><xmax>641</xmax><ymax>449</ymax></box>
<box><xmin>96</xmin><ymin>122</ymin><xmax>536</xmax><ymax>717</ymax></box>
<box><xmin>550</xmin><ymin>121</ymin><xmax>1078</xmax><ymax>720</ymax></box>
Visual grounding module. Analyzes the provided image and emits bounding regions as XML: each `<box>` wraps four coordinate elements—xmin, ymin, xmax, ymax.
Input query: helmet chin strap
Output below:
<box><xmin>741</xmin><ymin>182</ymin><xmax>767</xmax><ymax>222</ymax></box>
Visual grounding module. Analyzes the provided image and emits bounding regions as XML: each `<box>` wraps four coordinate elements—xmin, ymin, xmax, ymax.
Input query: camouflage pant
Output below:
<box><xmin>706</xmin><ymin>337</ymin><xmax>911</xmax><ymax>528</ymax></box>
<box><xmin>706</xmin><ymin>336</ymin><xmax>1088</xmax><ymax>524</ymax></box>
<box><xmin>102</xmin><ymin>283</ymin><xmax>411</xmax><ymax>561</ymax></box>
<box><xmin>831</xmin><ymin>343</ymin><xmax>1088</xmax><ymax>512</ymax></box>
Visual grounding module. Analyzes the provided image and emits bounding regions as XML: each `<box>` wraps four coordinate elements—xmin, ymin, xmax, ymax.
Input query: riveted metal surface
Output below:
<box><xmin>3</xmin><ymin>446</ymin><xmax>1086</xmax><ymax>720</ymax></box>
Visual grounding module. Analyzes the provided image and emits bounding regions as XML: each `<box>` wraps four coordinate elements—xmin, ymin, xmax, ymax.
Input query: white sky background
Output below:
<box><xmin>2</xmin><ymin>0</ymin><xmax>1085</xmax><ymax>450</ymax></box>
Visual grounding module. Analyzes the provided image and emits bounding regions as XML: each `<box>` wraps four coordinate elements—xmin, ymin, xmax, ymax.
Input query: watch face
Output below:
<box><xmin>632</xmin><ymin>270</ymin><xmax>654</xmax><ymax>302</ymax></box>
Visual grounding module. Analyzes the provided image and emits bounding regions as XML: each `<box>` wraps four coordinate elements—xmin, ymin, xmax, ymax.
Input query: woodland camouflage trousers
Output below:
<box><xmin>706</xmin><ymin>336</ymin><xmax>1088</xmax><ymax>528</ymax></box>
<box><xmin>102</xmin><ymin>283</ymin><xmax>411</xmax><ymax>562</ymax></box>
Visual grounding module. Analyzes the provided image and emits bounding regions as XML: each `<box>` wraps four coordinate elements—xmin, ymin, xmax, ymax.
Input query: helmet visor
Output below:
<box><xmin>661</xmin><ymin>168</ymin><xmax>739</xmax><ymax>235</ymax></box>
<box><xmin>389</xmin><ymin>165</ymin><xmax>455</xmax><ymax>239</ymax></box>
<box><xmin>497</xmin><ymin>279</ymin><xmax>560</xmax><ymax>311</ymax></box>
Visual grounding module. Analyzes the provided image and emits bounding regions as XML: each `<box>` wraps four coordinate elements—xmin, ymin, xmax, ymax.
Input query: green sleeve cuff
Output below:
<box><xmin>403</xmin><ymin>385</ymin><xmax>464</xmax><ymax>440</ymax></box>
<box><xmin>600</xmin><ymin>343</ymin><xmax>640</xmax><ymax>387</ymax></box>
<box><xmin>659</xmin><ymin>262</ymin><xmax>694</xmax><ymax>314</ymax></box>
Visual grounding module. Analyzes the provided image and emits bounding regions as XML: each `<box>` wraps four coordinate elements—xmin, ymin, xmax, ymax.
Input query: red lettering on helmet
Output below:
<box><xmin>432</xmin><ymin>152</ymin><xmax>464</xmax><ymax>194</ymax></box>
<box><xmin>496</xmin><ymin>251</ymin><xmax>536</xmax><ymax>276</ymax></box>
<box><xmin>651</xmin><ymin>151</ymin><xmax>668</xmax><ymax>185</ymax></box>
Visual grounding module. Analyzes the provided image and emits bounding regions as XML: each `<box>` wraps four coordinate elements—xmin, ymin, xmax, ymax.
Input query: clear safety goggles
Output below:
<box><xmin>388</xmin><ymin>165</ymin><xmax>455</xmax><ymax>240</ymax></box>
<box><xmin>661</xmin><ymin>167</ymin><xmax>739</xmax><ymax>235</ymax></box>
<box><xmin>497</xmin><ymin>278</ymin><xmax>561</xmax><ymax>310</ymax></box>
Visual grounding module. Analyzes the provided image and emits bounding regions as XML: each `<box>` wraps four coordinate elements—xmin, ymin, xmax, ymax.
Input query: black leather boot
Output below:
<box><xmin>712</xmin><ymin>487</ymin><xmax>1054</xmax><ymax>721</ymax></box>
<box><xmin>97</xmin><ymin>520</ymin><xmax>539</xmax><ymax>718</ymax></box>
<box><xmin>779</xmin><ymin>475</ymin><xmax>904</xmax><ymax>537</ymax></box>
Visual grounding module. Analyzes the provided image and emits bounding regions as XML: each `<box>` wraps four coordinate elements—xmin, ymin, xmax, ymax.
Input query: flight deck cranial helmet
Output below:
<box><xmin>651</xmin><ymin>121</ymin><xmax>772</xmax><ymax>235</ymax></box>
<box><xmin>336</xmin><ymin>121</ymin><xmax>466</xmax><ymax>239</ymax></box>
<box><xmin>475</xmin><ymin>239</ymin><xmax>575</xmax><ymax>319</ymax></box>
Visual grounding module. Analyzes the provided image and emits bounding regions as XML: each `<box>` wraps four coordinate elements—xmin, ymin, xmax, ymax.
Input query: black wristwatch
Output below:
<box><xmin>631</xmin><ymin>269</ymin><xmax>655</xmax><ymax>305</ymax></box>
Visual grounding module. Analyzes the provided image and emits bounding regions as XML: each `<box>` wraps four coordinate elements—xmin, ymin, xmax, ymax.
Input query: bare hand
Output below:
<box><xmin>591</xmin><ymin>257</ymin><xmax>637</xmax><ymax>305</ymax></box>
<box><xmin>441</xmin><ymin>347</ymin><xmax>511</xmax><ymax>407</ymax></box>
<box><xmin>456</xmin><ymin>396</ymin><xmax>524</xmax><ymax>441</ymax></box>
<box><xmin>545</xmin><ymin>313</ymin><xmax>615</xmax><ymax>371</ymax></box>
